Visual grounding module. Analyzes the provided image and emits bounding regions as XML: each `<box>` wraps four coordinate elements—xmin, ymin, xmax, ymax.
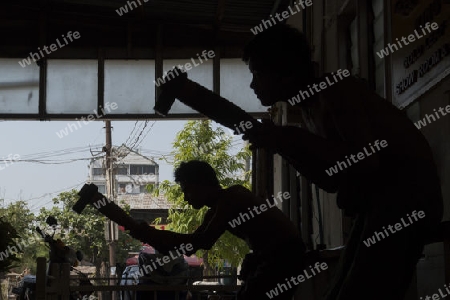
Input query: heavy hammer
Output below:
<box><xmin>74</xmin><ymin>183</ymin><xmax>198</xmax><ymax>253</ymax></box>
<box><xmin>73</xmin><ymin>183</ymin><xmax>138</xmax><ymax>231</ymax></box>
<box><xmin>154</xmin><ymin>67</ymin><xmax>263</xmax><ymax>132</ymax></box>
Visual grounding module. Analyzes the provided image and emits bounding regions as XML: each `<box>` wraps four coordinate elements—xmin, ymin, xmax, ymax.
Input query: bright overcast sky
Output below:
<box><xmin>0</xmin><ymin>120</ymin><xmax>245</xmax><ymax>214</ymax></box>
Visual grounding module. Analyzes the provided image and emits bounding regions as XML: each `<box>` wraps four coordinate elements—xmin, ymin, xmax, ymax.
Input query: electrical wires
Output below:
<box><xmin>9</xmin><ymin>145</ymin><xmax>104</xmax><ymax>165</ymax></box>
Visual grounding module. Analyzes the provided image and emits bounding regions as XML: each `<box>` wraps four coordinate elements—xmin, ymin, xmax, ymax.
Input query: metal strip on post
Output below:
<box><xmin>213</xmin><ymin>45</ymin><xmax>220</xmax><ymax>94</ymax></box>
<box><xmin>105</xmin><ymin>120</ymin><xmax>117</xmax><ymax>300</ymax></box>
<box><xmin>38</xmin><ymin>60</ymin><xmax>47</xmax><ymax>119</ymax></box>
<box><xmin>98</xmin><ymin>49</ymin><xmax>105</xmax><ymax>115</ymax></box>
<box><xmin>155</xmin><ymin>25</ymin><xmax>163</xmax><ymax>105</ymax></box>
<box><xmin>38</xmin><ymin>8</ymin><xmax>47</xmax><ymax>120</ymax></box>
<box><xmin>102</xmin><ymin>42</ymin><xmax>116</xmax><ymax>296</ymax></box>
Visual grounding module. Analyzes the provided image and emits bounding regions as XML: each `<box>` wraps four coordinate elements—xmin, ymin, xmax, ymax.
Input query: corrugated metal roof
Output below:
<box><xmin>117</xmin><ymin>193</ymin><xmax>172</xmax><ymax>210</ymax></box>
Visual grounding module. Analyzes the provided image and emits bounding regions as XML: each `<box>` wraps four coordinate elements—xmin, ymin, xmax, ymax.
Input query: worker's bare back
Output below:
<box><xmin>213</xmin><ymin>185</ymin><xmax>301</xmax><ymax>254</ymax></box>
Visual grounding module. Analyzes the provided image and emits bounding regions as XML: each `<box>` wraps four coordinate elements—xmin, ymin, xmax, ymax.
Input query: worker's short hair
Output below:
<box><xmin>174</xmin><ymin>160</ymin><xmax>220</xmax><ymax>187</ymax></box>
<box><xmin>242</xmin><ymin>24</ymin><xmax>314</xmax><ymax>78</ymax></box>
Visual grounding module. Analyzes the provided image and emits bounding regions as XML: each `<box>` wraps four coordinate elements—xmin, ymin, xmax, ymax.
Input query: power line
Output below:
<box><xmin>2</xmin><ymin>145</ymin><xmax>105</xmax><ymax>165</ymax></box>
<box><xmin>128</xmin><ymin>120</ymin><xmax>150</xmax><ymax>149</ymax></box>
<box><xmin>4</xmin><ymin>180</ymin><xmax>87</xmax><ymax>213</ymax></box>
<box><xmin>124</xmin><ymin>121</ymin><xmax>140</xmax><ymax>146</ymax></box>
<box><xmin>16</xmin><ymin>157</ymin><xmax>100</xmax><ymax>165</ymax></box>
<box><xmin>134</xmin><ymin>121</ymin><xmax>156</xmax><ymax>149</ymax></box>
<box><xmin>12</xmin><ymin>145</ymin><xmax>103</xmax><ymax>160</ymax></box>
<box><xmin>29</xmin><ymin>181</ymin><xmax>87</xmax><ymax>212</ymax></box>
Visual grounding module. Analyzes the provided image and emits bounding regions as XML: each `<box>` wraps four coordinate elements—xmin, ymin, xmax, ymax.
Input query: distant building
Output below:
<box><xmin>88</xmin><ymin>145</ymin><xmax>159</xmax><ymax>195</ymax></box>
<box><xmin>87</xmin><ymin>145</ymin><xmax>171</xmax><ymax>224</ymax></box>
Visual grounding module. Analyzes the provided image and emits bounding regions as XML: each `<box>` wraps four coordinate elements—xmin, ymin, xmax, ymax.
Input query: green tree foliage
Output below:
<box><xmin>0</xmin><ymin>201</ymin><xmax>43</xmax><ymax>273</ymax></box>
<box><xmin>0</xmin><ymin>191</ymin><xmax>141</xmax><ymax>276</ymax></box>
<box><xmin>152</xmin><ymin>120</ymin><xmax>251</xmax><ymax>271</ymax></box>
<box><xmin>36</xmin><ymin>190</ymin><xmax>141</xmax><ymax>273</ymax></box>
<box><xmin>0</xmin><ymin>201</ymin><xmax>35</xmax><ymax>237</ymax></box>
<box><xmin>37</xmin><ymin>190</ymin><xmax>109</xmax><ymax>268</ymax></box>
<box><xmin>0</xmin><ymin>217</ymin><xmax>20</xmax><ymax>273</ymax></box>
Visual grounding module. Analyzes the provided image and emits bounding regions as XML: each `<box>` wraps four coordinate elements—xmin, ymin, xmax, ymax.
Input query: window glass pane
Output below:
<box><xmin>97</xmin><ymin>185</ymin><xmax>106</xmax><ymax>194</ymax></box>
<box><xmin>130</xmin><ymin>165</ymin><xmax>138</xmax><ymax>175</ymax></box>
<box><xmin>47</xmin><ymin>60</ymin><xmax>98</xmax><ymax>114</ymax></box>
<box><xmin>104</xmin><ymin>60</ymin><xmax>155</xmax><ymax>114</ymax></box>
<box><xmin>118</xmin><ymin>183</ymin><xmax>126</xmax><ymax>194</ymax></box>
<box><xmin>142</xmin><ymin>165</ymin><xmax>155</xmax><ymax>174</ymax></box>
<box><xmin>0</xmin><ymin>59</ymin><xmax>39</xmax><ymax>113</ymax></box>
<box><xmin>163</xmin><ymin>59</ymin><xmax>213</xmax><ymax>114</ymax></box>
<box><xmin>220</xmin><ymin>59</ymin><xmax>267</xmax><ymax>114</ymax></box>
<box><xmin>129</xmin><ymin>165</ymin><xmax>156</xmax><ymax>175</ymax></box>
<box><xmin>117</xmin><ymin>167</ymin><xmax>128</xmax><ymax>175</ymax></box>
<box><xmin>93</xmin><ymin>168</ymin><xmax>105</xmax><ymax>175</ymax></box>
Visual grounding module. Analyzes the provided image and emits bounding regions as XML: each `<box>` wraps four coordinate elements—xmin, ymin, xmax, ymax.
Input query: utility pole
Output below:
<box><xmin>104</xmin><ymin>120</ymin><xmax>117</xmax><ymax>300</ymax></box>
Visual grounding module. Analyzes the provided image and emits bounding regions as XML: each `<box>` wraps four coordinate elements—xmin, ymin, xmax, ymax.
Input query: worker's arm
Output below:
<box><xmin>244</xmin><ymin>77</ymin><xmax>381</xmax><ymax>192</ymax></box>
<box><xmin>192</xmin><ymin>208</ymin><xmax>215</xmax><ymax>234</ymax></box>
<box><xmin>254</xmin><ymin>125</ymin><xmax>353</xmax><ymax>192</ymax></box>
<box><xmin>129</xmin><ymin>201</ymin><xmax>229</xmax><ymax>255</ymax></box>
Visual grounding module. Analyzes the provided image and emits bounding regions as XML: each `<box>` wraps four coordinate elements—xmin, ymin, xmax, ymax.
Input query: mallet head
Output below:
<box><xmin>153</xmin><ymin>67</ymin><xmax>188</xmax><ymax>116</ymax></box>
<box><xmin>73</xmin><ymin>183</ymin><xmax>99</xmax><ymax>214</ymax></box>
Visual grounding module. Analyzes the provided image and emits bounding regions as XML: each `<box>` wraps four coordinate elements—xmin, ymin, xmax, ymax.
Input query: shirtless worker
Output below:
<box><xmin>129</xmin><ymin>160</ymin><xmax>306</xmax><ymax>299</ymax></box>
<box><xmin>238</xmin><ymin>24</ymin><xmax>444</xmax><ymax>299</ymax></box>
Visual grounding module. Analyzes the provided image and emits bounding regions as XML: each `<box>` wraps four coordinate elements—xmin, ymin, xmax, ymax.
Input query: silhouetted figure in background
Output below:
<box><xmin>130</xmin><ymin>160</ymin><xmax>305</xmax><ymax>300</ymax></box>
<box><xmin>241</xmin><ymin>24</ymin><xmax>444</xmax><ymax>300</ymax></box>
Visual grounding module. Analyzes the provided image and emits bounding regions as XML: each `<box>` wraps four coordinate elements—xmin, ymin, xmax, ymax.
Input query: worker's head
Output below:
<box><xmin>243</xmin><ymin>24</ymin><xmax>314</xmax><ymax>106</ymax></box>
<box><xmin>174</xmin><ymin>160</ymin><xmax>221</xmax><ymax>209</ymax></box>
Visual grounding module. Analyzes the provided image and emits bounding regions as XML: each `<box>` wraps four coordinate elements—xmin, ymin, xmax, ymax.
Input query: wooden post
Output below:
<box><xmin>35</xmin><ymin>257</ymin><xmax>47</xmax><ymax>300</ymax></box>
<box><xmin>61</xmin><ymin>264</ymin><xmax>71</xmax><ymax>300</ymax></box>
<box><xmin>48</xmin><ymin>263</ymin><xmax>60</xmax><ymax>300</ymax></box>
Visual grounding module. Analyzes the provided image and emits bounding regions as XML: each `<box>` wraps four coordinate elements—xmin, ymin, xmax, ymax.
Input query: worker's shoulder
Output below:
<box><xmin>320</xmin><ymin>74</ymin><xmax>371</xmax><ymax>99</ymax></box>
<box><xmin>216</xmin><ymin>185</ymin><xmax>254</xmax><ymax>209</ymax></box>
<box><xmin>323</xmin><ymin>73</ymin><xmax>367</xmax><ymax>88</ymax></box>
<box><xmin>320</xmin><ymin>75</ymin><xmax>384</xmax><ymax>111</ymax></box>
<box><xmin>223</xmin><ymin>185</ymin><xmax>252</xmax><ymax>195</ymax></box>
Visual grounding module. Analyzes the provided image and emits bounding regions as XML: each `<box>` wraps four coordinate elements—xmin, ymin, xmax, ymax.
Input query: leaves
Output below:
<box><xmin>36</xmin><ymin>190</ymin><xmax>141</xmax><ymax>268</ymax></box>
<box><xmin>0</xmin><ymin>201</ymin><xmax>41</xmax><ymax>273</ymax></box>
<box><xmin>0</xmin><ymin>217</ymin><xmax>20</xmax><ymax>272</ymax></box>
<box><xmin>36</xmin><ymin>190</ymin><xmax>108</xmax><ymax>264</ymax></box>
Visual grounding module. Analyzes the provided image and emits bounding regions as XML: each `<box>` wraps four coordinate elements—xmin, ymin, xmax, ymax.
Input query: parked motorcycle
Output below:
<box><xmin>12</xmin><ymin>216</ymin><xmax>94</xmax><ymax>300</ymax></box>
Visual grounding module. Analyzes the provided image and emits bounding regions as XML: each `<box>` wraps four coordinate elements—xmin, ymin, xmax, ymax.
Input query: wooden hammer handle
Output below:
<box><xmin>91</xmin><ymin>193</ymin><xmax>139</xmax><ymax>231</ymax></box>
